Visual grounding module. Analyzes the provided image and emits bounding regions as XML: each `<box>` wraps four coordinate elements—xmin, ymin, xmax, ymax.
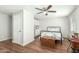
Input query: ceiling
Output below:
<box><xmin>0</xmin><ymin>5</ymin><xmax>76</xmax><ymax>19</ymax></box>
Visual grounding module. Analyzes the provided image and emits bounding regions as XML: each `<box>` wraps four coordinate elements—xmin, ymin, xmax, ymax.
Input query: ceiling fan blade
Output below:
<box><xmin>37</xmin><ymin>12</ymin><xmax>43</xmax><ymax>14</ymax></box>
<box><xmin>46</xmin><ymin>5</ymin><xmax>52</xmax><ymax>10</ymax></box>
<box><xmin>48</xmin><ymin>11</ymin><xmax>56</xmax><ymax>12</ymax></box>
<box><xmin>35</xmin><ymin>8</ymin><xmax>43</xmax><ymax>11</ymax></box>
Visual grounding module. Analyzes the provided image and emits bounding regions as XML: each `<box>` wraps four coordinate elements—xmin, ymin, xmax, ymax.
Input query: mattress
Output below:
<box><xmin>41</xmin><ymin>32</ymin><xmax>63</xmax><ymax>40</ymax></box>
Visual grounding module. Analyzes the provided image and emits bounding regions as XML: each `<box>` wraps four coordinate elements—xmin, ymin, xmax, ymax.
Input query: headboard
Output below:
<box><xmin>47</xmin><ymin>26</ymin><xmax>61</xmax><ymax>33</ymax></box>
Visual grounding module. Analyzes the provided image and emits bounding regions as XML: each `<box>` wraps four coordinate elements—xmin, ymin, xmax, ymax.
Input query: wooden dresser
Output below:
<box><xmin>40</xmin><ymin>36</ymin><xmax>55</xmax><ymax>48</ymax></box>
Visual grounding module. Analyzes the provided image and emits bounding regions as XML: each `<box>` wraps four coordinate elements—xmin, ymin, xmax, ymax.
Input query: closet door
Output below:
<box><xmin>12</xmin><ymin>11</ymin><xmax>23</xmax><ymax>45</ymax></box>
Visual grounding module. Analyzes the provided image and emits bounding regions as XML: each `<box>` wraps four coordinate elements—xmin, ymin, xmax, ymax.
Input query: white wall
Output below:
<box><xmin>12</xmin><ymin>11</ymin><xmax>23</xmax><ymax>45</ymax></box>
<box><xmin>39</xmin><ymin>17</ymin><xmax>70</xmax><ymax>37</ymax></box>
<box><xmin>69</xmin><ymin>6</ymin><xmax>79</xmax><ymax>33</ymax></box>
<box><xmin>23</xmin><ymin>10</ymin><xmax>34</xmax><ymax>46</ymax></box>
<box><xmin>9</xmin><ymin>16</ymin><xmax>12</xmax><ymax>39</ymax></box>
<box><xmin>12</xmin><ymin>9</ymin><xmax>34</xmax><ymax>46</ymax></box>
<box><xmin>0</xmin><ymin>13</ymin><xmax>11</xmax><ymax>41</ymax></box>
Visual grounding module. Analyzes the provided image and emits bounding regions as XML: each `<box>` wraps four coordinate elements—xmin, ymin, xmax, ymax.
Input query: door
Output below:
<box><xmin>12</xmin><ymin>11</ymin><xmax>23</xmax><ymax>45</ymax></box>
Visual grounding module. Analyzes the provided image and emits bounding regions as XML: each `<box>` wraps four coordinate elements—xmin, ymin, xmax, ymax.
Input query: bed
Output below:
<box><xmin>40</xmin><ymin>26</ymin><xmax>63</xmax><ymax>45</ymax></box>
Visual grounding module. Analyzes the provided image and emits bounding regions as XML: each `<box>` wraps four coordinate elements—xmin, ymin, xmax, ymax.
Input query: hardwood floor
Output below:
<box><xmin>0</xmin><ymin>38</ymin><xmax>69</xmax><ymax>53</ymax></box>
<box><xmin>24</xmin><ymin>38</ymin><xmax>69</xmax><ymax>53</ymax></box>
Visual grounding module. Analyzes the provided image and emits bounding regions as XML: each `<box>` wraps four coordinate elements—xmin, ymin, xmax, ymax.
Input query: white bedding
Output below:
<box><xmin>41</xmin><ymin>32</ymin><xmax>63</xmax><ymax>40</ymax></box>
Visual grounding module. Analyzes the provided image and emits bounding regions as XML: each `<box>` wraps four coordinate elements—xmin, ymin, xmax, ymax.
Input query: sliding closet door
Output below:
<box><xmin>12</xmin><ymin>11</ymin><xmax>23</xmax><ymax>45</ymax></box>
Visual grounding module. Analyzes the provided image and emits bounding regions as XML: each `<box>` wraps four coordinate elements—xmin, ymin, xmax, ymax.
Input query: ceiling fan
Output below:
<box><xmin>35</xmin><ymin>5</ymin><xmax>56</xmax><ymax>16</ymax></box>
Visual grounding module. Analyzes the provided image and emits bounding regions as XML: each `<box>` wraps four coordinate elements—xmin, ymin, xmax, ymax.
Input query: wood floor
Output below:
<box><xmin>0</xmin><ymin>38</ymin><xmax>69</xmax><ymax>53</ymax></box>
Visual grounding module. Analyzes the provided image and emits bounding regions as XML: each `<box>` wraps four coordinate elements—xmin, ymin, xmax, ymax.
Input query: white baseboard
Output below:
<box><xmin>0</xmin><ymin>37</ymin><xmax>11</xmax><ymax>41</ymax></box>
<box><xmin>23</xmin><ymin>39</ymin><xmax>34</xmax><ymax>46</ymax></box>
<box><xmin>12</xmin><ymin>40</ymin><xmax>23</xmax><ymax>46</ymax></box>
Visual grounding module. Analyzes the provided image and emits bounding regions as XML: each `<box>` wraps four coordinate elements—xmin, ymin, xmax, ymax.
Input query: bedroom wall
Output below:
<box><xmin>0</xmin><ymin>12</ymin><xmax>11</xmax><ymax>41</ymax></box>
<box><xmin>69</xmin><ymin>6</ymin><xmax>79</xmax><ymax>33</ymax></box>
<box><xmin>12</xmin><ymin>9</ymin><xmax>34</xmax><ymax>46</ymax></box>
<box><xmin>23</xmin><ymin>9</ymin><xmax>34</xmax><ymax>46</ymax></box>
<box><xmin>39</xmin><ymin>17</ymin><xmax>70</xmax><ymax>37</ymax></box>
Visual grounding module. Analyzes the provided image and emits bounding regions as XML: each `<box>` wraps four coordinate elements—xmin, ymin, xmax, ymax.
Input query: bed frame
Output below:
<box><xmin>40</xmin><ymin>26</ymin><xmax>63</xmax><ymax>45</ymax></box>
<box><xmin>47</xmin><ymin>26</ymin><xmax>62</xmax><ymax>45</ymax></box>
<box><xmin>47</xmin><ymin>26</ymin><xmax>61</xmax><ymax>32</ymax></box>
